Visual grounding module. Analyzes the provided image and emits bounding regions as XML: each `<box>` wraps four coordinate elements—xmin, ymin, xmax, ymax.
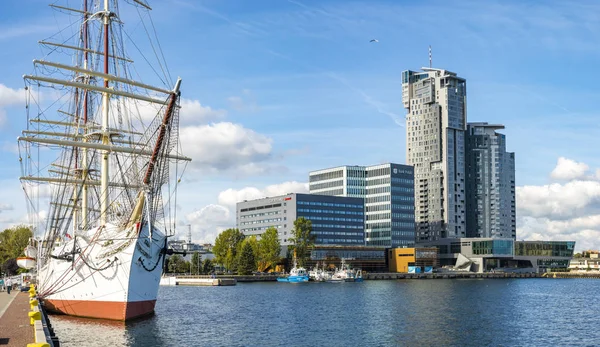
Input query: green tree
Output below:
<box><xmin>1</xmin><ymin>258</ymin><xmax>19</xmax><ymax>276</ymax></box>
<box><xmin>246</xmin><ymin>236</ymin><xmax>259</xmax><ymax>268</ymax></box>
<box><xmin>166</xmin><ymin>255</ymin><xmax>190</xmax><ymax>273</ymax></box>
<box><xmin>190</xmin><ymin>252</ymin><xmax>202</xmax><ymax>275</ymax></box>
<box><xmin>288</xmin><ymin>217</ymin><xmax>315</xmax><ymax>268</ymax></box>
<box><xmin>212</xmin><ymin>228</ymin><xmax>245</xmax><ymax>272</ymax></box>
<box><xmin>257</xmin><ymin>227</ymin><xmax>281</xmax><ymax>272</ymax></box>
<box><xmin>0</xmin><ymin>225</ymin><xmax>34</xmax><ymax>265</ymax></box>
<box><xmin>237</xmin><ymin>239</ymin><xmax>256</xmax><ymax>275</ymax></box>
<box><xmin>201</xmin><ymin>258</ymin><xmax>214</xmax><ymax>274</ymax></box>
<box><xmin>177</xmin><ymin>259</ymin><xmax>191</xmax><ymax>273</ymax></box>
<box><xmin>0</xmin><ymin>225</ymin><xmax>34</xmax><ymax>276</ymax></box>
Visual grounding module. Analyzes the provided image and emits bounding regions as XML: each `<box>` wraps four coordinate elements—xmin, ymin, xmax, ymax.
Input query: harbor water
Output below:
<box><xmin>50</xmin><ymin>278</ymin><xmax>598</xmax><ymax>346</ymax></box>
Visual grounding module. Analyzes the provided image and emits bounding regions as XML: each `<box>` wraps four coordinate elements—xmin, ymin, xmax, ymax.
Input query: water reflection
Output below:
<box><xmin>50</xmin><ymin>310</ymin><xmax>166</xmax><ymax>347</ymax></box>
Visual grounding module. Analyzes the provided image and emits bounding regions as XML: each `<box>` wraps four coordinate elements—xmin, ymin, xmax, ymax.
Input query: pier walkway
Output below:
<box><xmin>0</xmin><ymin>291</ymin><xmax>34</xmax><ymax>346</ymax></box>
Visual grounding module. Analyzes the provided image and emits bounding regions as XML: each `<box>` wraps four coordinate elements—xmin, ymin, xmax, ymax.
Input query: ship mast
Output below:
<box><xmin>18</xmin><ymin>0</ymin><xmax>192</xmax><ymax>238</ymax></box>
<box><xmin>100</xmin><ymin>0</ymin><xmax>110</xmax><ymax>226</ymax></box>
<box><xmin>81</xmin><ymin>0</ymin><xmax>89</xmax><ymax>228</ymax></box>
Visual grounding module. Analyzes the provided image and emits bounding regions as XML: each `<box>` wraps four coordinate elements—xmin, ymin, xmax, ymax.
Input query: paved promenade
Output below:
<box><xmin>0</xmin><ymin>291</ymin><xmax>34</xmax><ymax>346</ymax></box>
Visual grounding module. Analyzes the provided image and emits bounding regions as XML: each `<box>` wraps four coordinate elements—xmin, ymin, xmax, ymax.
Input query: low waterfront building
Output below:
<box><xmin>168</xmin><ymin>240</ymin><xmax>211</xmax><ymax>252</ymax></box>
<box><xmin>307</xmin><ymin>245</ymin><xmax>388</xmax><ymax>272</ymax></box>
<box><xmin>387</xmin><ymin>247</ymin><xmax>439</xmax><ymax>273</ymax></box>
<box><xmin>514</xmin><ymin>240</ymin><xmax>575</xmax><ymax>272</ymax></box>
<box><xmin>569</xmin><ymin>258</ymin><xmax>600</xmax><ymax>271</ymax></box>
<box><xmin>417</xmin><ymin>238</ymin><xmax>575</xmax><ymax>273</ymax></box>
<box><xmin>236</xmin><ymin>193</ymin><xmax>364</xmax><ymax>247</ymax></box>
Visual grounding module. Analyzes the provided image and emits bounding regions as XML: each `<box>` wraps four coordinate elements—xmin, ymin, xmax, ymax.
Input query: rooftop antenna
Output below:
<box><xmin>429</xmin><ymin>45</ymin><xmax>432</xmax><ymax>68</ymax></box>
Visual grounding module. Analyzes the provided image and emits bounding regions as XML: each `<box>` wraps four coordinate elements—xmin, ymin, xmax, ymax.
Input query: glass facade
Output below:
<box><xmin>311</xmin><ymin>248</ymin><xmax>384</xmax><ymax>261</ymax></box>
<box><xmin>514</xmin><ymin>241</ymin><xmax>575</xmax><ymax>257</ymax></box>
<box><xmin>471</xmin><ymin>240</ymin><xmax>514</xmax><ymax>256</ymax></box>
<box><xmin>365</xmin><ymin>163</ymin><xmax>415</xmax><ymax>248</ymax></box>
<box><xmin>536</xmin><ymin>259</ymin><xmax>570</xmax><ymax>268</ymax></box>
<box><xmin>297</xmin><ymin>194</ymin><xmax>365</xmax><ymax>246</ymax></box>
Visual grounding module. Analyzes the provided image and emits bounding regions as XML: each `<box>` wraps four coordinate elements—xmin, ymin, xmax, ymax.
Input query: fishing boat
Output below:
<box><xmin>17</xmin><ymin>0</ymin><xmax>190</xmax><ymax>320</ymax></box>
<box><xmin>328</xmin><ymin>259</ymin><xmax>363</xmax><ymax>283</ymax></box>
<box><xmin>277</xmin><ymin>258</ymin><xmax>309</xmax><ymax>283</ymax></box>
<box><xmin>309</xmin><ymin>262</ymin><xmax>332</xmax><ymax>282</ymax></box>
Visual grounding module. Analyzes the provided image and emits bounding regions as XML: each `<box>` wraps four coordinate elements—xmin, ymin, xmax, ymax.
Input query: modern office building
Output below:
<box><xmin>236</xmin><ymin>193</ymin><xmax>364</xmax><ymax>247</ymax></box>
<box><xmin>465</xmin><ymin>123</ymin><xmax>516</xmax><ymax>239</ymax></box>
<box><xmin>309</xmin><ymin>163</ymin><xmax>415</xmax><ymax>248</ymax></box>
<box><xmin>365</xmin><ymin>164</ymin><xmax>415</xmax><ymax>247</ymax></box>
<box><xmin>308</xmin><ymin>165</ymin><xmax>366</xmax><ymax>198</ymax></box>
<box><xmin>402</xmin><ymin>68</ymin><xmax>467</xmax><ymax>242</ymax></box>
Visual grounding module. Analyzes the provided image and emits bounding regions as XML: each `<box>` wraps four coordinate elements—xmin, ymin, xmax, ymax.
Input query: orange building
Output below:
<box><xmin>387</xmin><ymin>248</ymin><xmax>438</xmax><ymax>273</ymax></box>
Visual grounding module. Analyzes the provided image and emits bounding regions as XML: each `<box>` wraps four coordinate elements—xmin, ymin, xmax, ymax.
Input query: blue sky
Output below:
<box><xmin>1</xmin><ymin>0</ymin><xmax>600</xmax><ymax>251</ymax></box>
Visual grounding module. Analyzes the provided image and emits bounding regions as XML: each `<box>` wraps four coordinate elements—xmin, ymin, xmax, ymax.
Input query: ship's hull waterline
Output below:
<box><xmin>37</xmin><ymin>222</ymin><xmax>166</xmax><ymax>321</ymax></box>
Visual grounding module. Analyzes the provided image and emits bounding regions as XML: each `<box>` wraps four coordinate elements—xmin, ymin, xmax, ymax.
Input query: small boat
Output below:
<box><xmin>309</xmin><ymin>262</ymin><xmax>332</xmax><ymax>282</ymax></box>
<box><xmin>17</xmin><ymin>240</ymin><xmax>38</xmax><ymax>270</ymax></box>
<box><xmin>277</xmin><ymin>258</ymin><xmax>309</xmax><ymax>283</ymax></box>
<box><xmin>328</xmin><ymin>259</ymin><xmax>363</xmax><ymax>283</ymax></box>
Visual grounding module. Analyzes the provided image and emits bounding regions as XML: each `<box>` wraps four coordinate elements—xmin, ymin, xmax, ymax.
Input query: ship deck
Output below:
<box><xmin>0</xmin><ymin>291</ymin><xmax>34</xmax><ymax>346</ymax></box>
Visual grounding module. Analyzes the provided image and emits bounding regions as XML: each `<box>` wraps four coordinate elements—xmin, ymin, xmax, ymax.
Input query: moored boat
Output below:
<box><xmin>277</xmin><ymin>259</ymin><xmax>309</xmax><ymax>283</ymax></box>
<box><xmin>328</xmin><ymin>259</ymin><xmax>363</xmax><ymax>283</ymax></box>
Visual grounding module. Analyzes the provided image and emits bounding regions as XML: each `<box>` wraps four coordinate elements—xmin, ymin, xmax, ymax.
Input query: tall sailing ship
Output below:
<box><xmin>17</xmin><ymin>0</ymin><xmax>190</xmax><ymax>320</ymax></box>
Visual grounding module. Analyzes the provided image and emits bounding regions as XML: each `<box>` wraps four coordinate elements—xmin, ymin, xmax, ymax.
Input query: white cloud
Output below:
<box><xmin>517</xmin><ymin>181</ymin><xmax>600</xmax><ymax>219</ymax></box>
<box><xmin>180</xmin><ymin>122</ymin><xmax>273</xmax><ymax>173</ymax></box>
<box><xmin>218</xmin><ymin>181</ymin><xmax>308</xmax><ymax>207</ymax></box>
<box><xmin>550</xmin><ymin>157</ymin><xmax>590</xmax><ymax>181</ymax></box>
<box><xmin>123</xmin><ymin>97</ymin><xmax>226</xmax><ymax>126</ymax></box>
<box><xmin>517</xmin><ymin>157</ymin><xmax>600</xmax><ymax>251</ymax></box>
<box><xmin>180</xmin><ymin>99</ymin><xmax>227</xmax><ymax>124</ymax></box>
<box><xmin>185</xmin><ymin>204</ymin><xmax>232</xmax><ymax>243</ymax></box>
<box><xmin>0</xmin><ymin>84</ymin><xmax>27</xmax><ymax>128</ymax></box>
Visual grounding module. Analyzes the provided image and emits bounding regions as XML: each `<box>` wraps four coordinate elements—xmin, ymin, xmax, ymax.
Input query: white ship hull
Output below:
<box><xmin>37</xmin><ymin>222</ymin><xmax>166</xmax><ymax>321</ymax></box>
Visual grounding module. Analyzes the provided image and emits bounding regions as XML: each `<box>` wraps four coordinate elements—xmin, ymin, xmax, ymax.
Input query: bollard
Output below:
<box><xmin>29</xmin><ymin>299</ymin><xmax>39</xmax><ymax>310</ymax></box>
<box><xmin>28</xmin><ymin>311</ymin><xmax>41</xmax><ymax>325</ymax></box>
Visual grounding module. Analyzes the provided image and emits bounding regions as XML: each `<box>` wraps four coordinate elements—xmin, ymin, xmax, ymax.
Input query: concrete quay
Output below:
<box><xmin>161</xmin><ymin>276</ymin><xmax>238</xmax><ymax>286</ymax></box>
<box><xmin>365</xmin><ymin>272</ymin><xmax>541</xmax><ymax>280</ymax></box>
<box><xmin>544</xmin><ymin>271</ymin><xmax>600</xmax><ymax>279</ymax></box>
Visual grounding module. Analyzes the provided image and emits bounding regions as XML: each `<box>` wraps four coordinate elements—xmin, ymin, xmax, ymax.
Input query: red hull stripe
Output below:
<box><xmin>44</xmin><ymin>299</ymin><xmax>156</xmax><ymax>321</ymax></box>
